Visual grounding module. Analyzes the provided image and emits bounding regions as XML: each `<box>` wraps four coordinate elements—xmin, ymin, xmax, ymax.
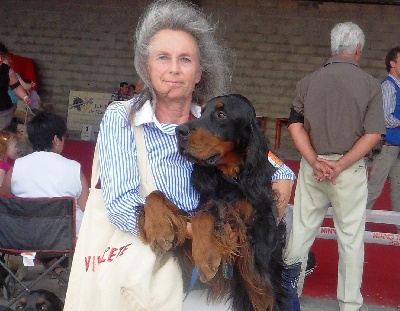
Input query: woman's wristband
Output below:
<box><xmin>23</xmin><ymin>95</ymin><xmax>29</xmax><ymax>101</ymax></box>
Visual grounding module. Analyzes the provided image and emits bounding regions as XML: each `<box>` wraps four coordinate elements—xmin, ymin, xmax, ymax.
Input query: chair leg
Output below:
<box><xmin>274</xmin><ymin>119</ymin><xmax>284</xmax><ymax>150</ymax></box>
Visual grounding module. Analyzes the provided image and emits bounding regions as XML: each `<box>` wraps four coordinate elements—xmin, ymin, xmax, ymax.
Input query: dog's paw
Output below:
<box><xmin>191</xmin><ymin>212</ymin><xmax>222</xmax><ymax>282</ymax></box>
<box><xmin>139</xmin><ymin>190</ymin><xmax>187</xmax><ymax>255</ymax></box>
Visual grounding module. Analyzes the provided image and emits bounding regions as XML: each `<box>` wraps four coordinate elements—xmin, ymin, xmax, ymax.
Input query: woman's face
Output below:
<box><xmin>147</xmin><ymin>29</ymin><xmax>202</xmax><ymax>103</ymax></box>
<box><xmin>17</xmin><ymin>124</ymin><xmax>28</xmax><ymax>141</ymax></box>
<box><xmin>6</xmin><ymin>139</ymin><xmax>17</xmax><ymax>160</ymax></box>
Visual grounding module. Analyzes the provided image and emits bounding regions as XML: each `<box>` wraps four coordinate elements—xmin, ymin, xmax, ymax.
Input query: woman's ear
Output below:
<box><xmin>195</xmin><ymin>69</ymin><xmax>202</xmax><ymax>84</ymax></box>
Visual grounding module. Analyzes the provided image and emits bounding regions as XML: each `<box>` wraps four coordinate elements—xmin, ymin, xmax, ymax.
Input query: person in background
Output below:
<box><xmin>135</xmin><ymin>78</ymin><xmax>145</xmax><ymax>95</ymax></box>
<box><xmin>16</xmin><ymin>120</ymin><xmax>29</xmax><ymax>142</ymax></box>
<box><xmin>109</xmin><ymin>81</ymin><xmax>130</xmax><ymax>103</ymax></box>
<box><xmin>0</xmin><ymin>111</ymin><xmax>89</xmax><ymax>236</ymax></box>
<box><xmin>0</xmin><ymin>130</ymin><xmax>17</xmax><ymax>186</ymax></box>
<box><xmin>128</xmin><ymin>83</ymin><xmax>136</xmax><ymax>99</ymax></box>
<box><xmin>367</xmin><ymin>46</ymin><xmax>400</xmax><ymax>234</ymax></box>
<box><xmin>22</xmin><ymin>78</ymin><xmax>41</xmax><ymax>113</ymax></box>
<box><xmin>284</xmin><ymin>22</ymin><xmax>385</xmax><ymax>311</ymax></box>
<box><xmin>0</xmin><ymin>42</ymin><xmax>31</xmax><ymax>129</ymax></box>
<box><xmin>3</xmin><ymin>54</ymin><xmax>34</xmax><ymax>112</ymax></box>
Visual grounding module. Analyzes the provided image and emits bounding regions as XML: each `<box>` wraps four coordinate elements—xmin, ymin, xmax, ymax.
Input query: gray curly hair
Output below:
<box><xmin>132</xmin><ymin>0</ymin><xmax>231</xmax><ymax>114</ymax></box>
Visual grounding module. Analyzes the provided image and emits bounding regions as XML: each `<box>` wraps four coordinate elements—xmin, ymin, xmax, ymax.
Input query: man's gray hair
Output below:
<box><xmin>330</xmin><ymin>22</ymin><xmax>365</xmax><ymax>56</ymax></box>
<box><xmin>133</xmin><ymin>0</ymin><xmax>231</xmax><ymax>112</ymax></box>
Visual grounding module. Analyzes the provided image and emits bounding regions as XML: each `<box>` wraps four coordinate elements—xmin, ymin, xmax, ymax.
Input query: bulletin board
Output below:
<box><xmin>67</xmin><ymin>91</ymin><xmax>110</xmax><ymax>140</ymax></box>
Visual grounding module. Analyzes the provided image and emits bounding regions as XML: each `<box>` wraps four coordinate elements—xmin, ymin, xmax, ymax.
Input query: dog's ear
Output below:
<box><xmin>239</xmin><ymin>114</ymin><xmax>274</xmax><ymax>206</ymax></box>
<box><xmin>244</xmin><ymin>114</ymin><xmax>267</xmax><ymax>164</ymax></box>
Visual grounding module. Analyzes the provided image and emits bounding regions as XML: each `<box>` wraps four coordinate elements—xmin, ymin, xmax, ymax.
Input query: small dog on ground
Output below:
<box><xmin>15</xmin><ymin>289</ymin><xmax>64</xmax><ymax>311</ymax></box>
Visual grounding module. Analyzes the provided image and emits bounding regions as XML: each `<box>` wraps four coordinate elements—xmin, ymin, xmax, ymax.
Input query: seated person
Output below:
<box><xmin>128</xmin><ymin>83</ymin><xmax>136</xmax><ymax>99</ymax></box>
<box><xmin>0</xmin><ymin>111</ymin><xmax>89</xmax><ymax>236</ymax></box>
<box><xmin>109</xmin><ymin>81</ymin><xmax>130</xmax><ymax>103</ymax></box>
<box><xmin>0</xmin><ymin>130</ymin><xmax>17</xmax><ymax>186</ymax></box>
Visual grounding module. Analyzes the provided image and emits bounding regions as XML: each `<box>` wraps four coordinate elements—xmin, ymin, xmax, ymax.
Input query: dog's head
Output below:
<box><xmin>176</xmin><ymin>94</ymin><xmax>262</xmax><ymax>179</ymax></box>
<box><xmin>16</xmin><ymin>289</ymin><xmax>64</xmax><ymax>311</ymax></box>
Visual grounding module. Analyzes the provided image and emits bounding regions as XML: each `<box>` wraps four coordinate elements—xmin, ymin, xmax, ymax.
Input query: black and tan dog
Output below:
<box><xmin>15</xmin><ymin>289</ymin><xmax>64</xmax><ymax>311</ymax></box>
<box><xmin>139</xmin><ymin>94</ymin><xmax>286</xmax><ymax>311</ymax></box>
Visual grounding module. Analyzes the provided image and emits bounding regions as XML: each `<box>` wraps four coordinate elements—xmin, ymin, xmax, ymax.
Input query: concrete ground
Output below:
<box><xmin>0</xmin><ymin>265</ymin><xmax>396</xmax><ymax>310</ymax></box>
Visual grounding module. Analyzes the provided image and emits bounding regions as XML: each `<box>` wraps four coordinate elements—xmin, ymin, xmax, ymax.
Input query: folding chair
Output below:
<box><xmin>0</xmin><ymin>195</ymin><xmax>76</xmax><ymax>307</ymax></box>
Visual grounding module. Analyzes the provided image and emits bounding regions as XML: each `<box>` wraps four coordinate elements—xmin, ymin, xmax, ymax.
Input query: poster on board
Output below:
<box><xmin>67</xmin><ymin>91</ymin><xmax>110</xmax><ymax>141</ymax></box>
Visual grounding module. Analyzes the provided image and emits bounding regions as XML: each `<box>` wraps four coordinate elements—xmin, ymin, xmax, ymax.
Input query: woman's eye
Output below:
<box><xmin>181</xmin><ymin>57</ymin><xmax>191</xmax><ymax>63</ymax></box>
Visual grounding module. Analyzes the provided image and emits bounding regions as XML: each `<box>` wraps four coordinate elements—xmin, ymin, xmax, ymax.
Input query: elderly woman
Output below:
<box><xmin>65</xmin><ymin>1</ymin><xmax>230</xmax><ymax>310</ymax></box>
<box><xmin>0</xmin><ymin>42</ymin><xmax>31</xmax><ymax>129</ymax></box>
<box><xmin>98</xmin><ymin>0</ymin><xmax>230</xmax><ymax>238</ymax></box>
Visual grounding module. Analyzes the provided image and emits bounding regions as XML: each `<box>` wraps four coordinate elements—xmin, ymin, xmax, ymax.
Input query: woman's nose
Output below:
<box><xmin>169</xmin><ymin>59</ymin><xmax>180</xmax><ymax>73</ymax></box>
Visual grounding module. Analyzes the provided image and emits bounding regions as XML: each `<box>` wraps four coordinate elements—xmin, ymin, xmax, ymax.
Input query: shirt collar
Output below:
<box><xmin>388</xmin><ymin>74</ymin><xmax>400</xmax><ymax>87</ymax></box>
<box><xmin>324</xmin><ymin>56</ymin><xmax>359</xmax><ymax>68</ymax></box>
<box><xmin>134</xmin><ymin>100</ymin><xmax>202</xmax><ymax>128</ymax></box>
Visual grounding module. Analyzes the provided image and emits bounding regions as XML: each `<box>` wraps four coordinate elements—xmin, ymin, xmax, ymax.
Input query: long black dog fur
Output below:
<box><xmin>177</xmin><ymin>94</ymin><xmax>287</xmax><ymax>311</ymax></box>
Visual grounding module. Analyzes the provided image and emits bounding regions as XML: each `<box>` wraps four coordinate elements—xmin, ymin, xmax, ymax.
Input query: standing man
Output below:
<box><xmin>283</xmin><ymin>22</ymin><xmax>385</xmax><ymax>311</ymax></box>
<box><xmin>109</xmin><ymin>81</ymin><xmax>130</xmax><ymax>103</ymax></box>
<box><xmin>367</xmin><ymin>46</ymin><xmax>400</xmax><ymax>233</ymax></box>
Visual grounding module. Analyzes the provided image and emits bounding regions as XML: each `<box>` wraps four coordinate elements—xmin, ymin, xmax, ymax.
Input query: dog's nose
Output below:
<box><xmin>176</xmin><ymin>124</ymin><xmax>191</xmax><ymax>138</ymax></box>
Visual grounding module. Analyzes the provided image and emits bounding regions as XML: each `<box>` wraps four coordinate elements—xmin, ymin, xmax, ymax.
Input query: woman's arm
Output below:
<box><xmin>270</xmin><ymin>160</ymin><xmax>296</xmax><ymax>223</ymax></box>
<box><xmin>77</xmin><ymin>171</ymin><xmax>89</xmax><ymax>211</ymax></box>
<box><xmin>0</xmin><ymin>169</ymin><xmax>6</xmax><ymax>188</ymax></box>
<box><xmin>0</xmin><ymin>168</ymin><xmax>13</xmax><ymax>194</ymax></box>
<box><xmin>272</xmin><ymin>179</ymin><xmax>294</xmax><ymax>223</ymax></box>
<box><xmin>18</xmin><ymin>76</ymin><xmax>34</xmax><ymax>91</ymax></box>
<box><xmin>97</xmin><ymin>103</ymin><xmax>144</xmax><ymax>235</ymax></box>
<box><xmin>9</xmin><ymin>70</ymin><xmax>30</xmax><ymax>105</ymax></box>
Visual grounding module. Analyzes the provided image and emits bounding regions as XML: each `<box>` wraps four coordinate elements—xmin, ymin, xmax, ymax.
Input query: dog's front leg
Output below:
<box><xmin>139</xmin><ymin>190</ymin><xmax>187</xmax><ymax>255</ymax></box>
<box><xmin>191</xmin><ymin>212</ymin><xmax>223</xmax><ymax>283</ymax></box>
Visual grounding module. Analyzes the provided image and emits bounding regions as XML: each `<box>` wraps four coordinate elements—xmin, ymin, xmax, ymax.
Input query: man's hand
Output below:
<box><xmin>312</xmin><ymin>158</ymin><xmax>333</xmax><ymax>182</ymax></box>
<box><xmin>316</xmin><ymin>158</ymin><xmax>346</xmax><ymax>184</ymax></box>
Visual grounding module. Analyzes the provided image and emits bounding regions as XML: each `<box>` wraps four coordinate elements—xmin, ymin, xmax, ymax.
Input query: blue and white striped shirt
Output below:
<box><xmin>98</xmin><ymin>100</ymin><xmax>200</xmax><ymax>235</ymax></box>
<box><xmin>382</xmin><ymin>74</ymin><xmax>400</xmax><ymax>128</ymax></box>
<box><xmin>271</xmin><ymin>162</ymin><xmax>296</xmax><ymax>181</ymax></box>
<box><xmin>97</xmin><ymin>99</ymin><xmax>296</xmax><ymax>236</ymax></box>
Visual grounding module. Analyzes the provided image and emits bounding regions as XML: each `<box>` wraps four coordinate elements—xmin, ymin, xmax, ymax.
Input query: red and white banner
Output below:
<box><xmin>318</xmin><ymin>227</ymin><xmax>400</xmax><ymax>246</ymax></box>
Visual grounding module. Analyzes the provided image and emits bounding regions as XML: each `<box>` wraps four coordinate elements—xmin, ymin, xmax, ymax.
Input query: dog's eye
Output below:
<box><xmin>217</xmin><ymin>111</ymin><xmax>227</xmax><ymax>120</ymax></box>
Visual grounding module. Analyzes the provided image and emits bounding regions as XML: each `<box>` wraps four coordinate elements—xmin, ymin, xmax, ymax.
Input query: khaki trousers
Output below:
<box><xmin>367</xmin><ymin>144</ymin><xmax>400</xmax><ymax>215</ymax></box>
<box><xmin>284</xmin><ymin>155</ymin><xmax>367</xmax><ymax>311</ymax></box>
